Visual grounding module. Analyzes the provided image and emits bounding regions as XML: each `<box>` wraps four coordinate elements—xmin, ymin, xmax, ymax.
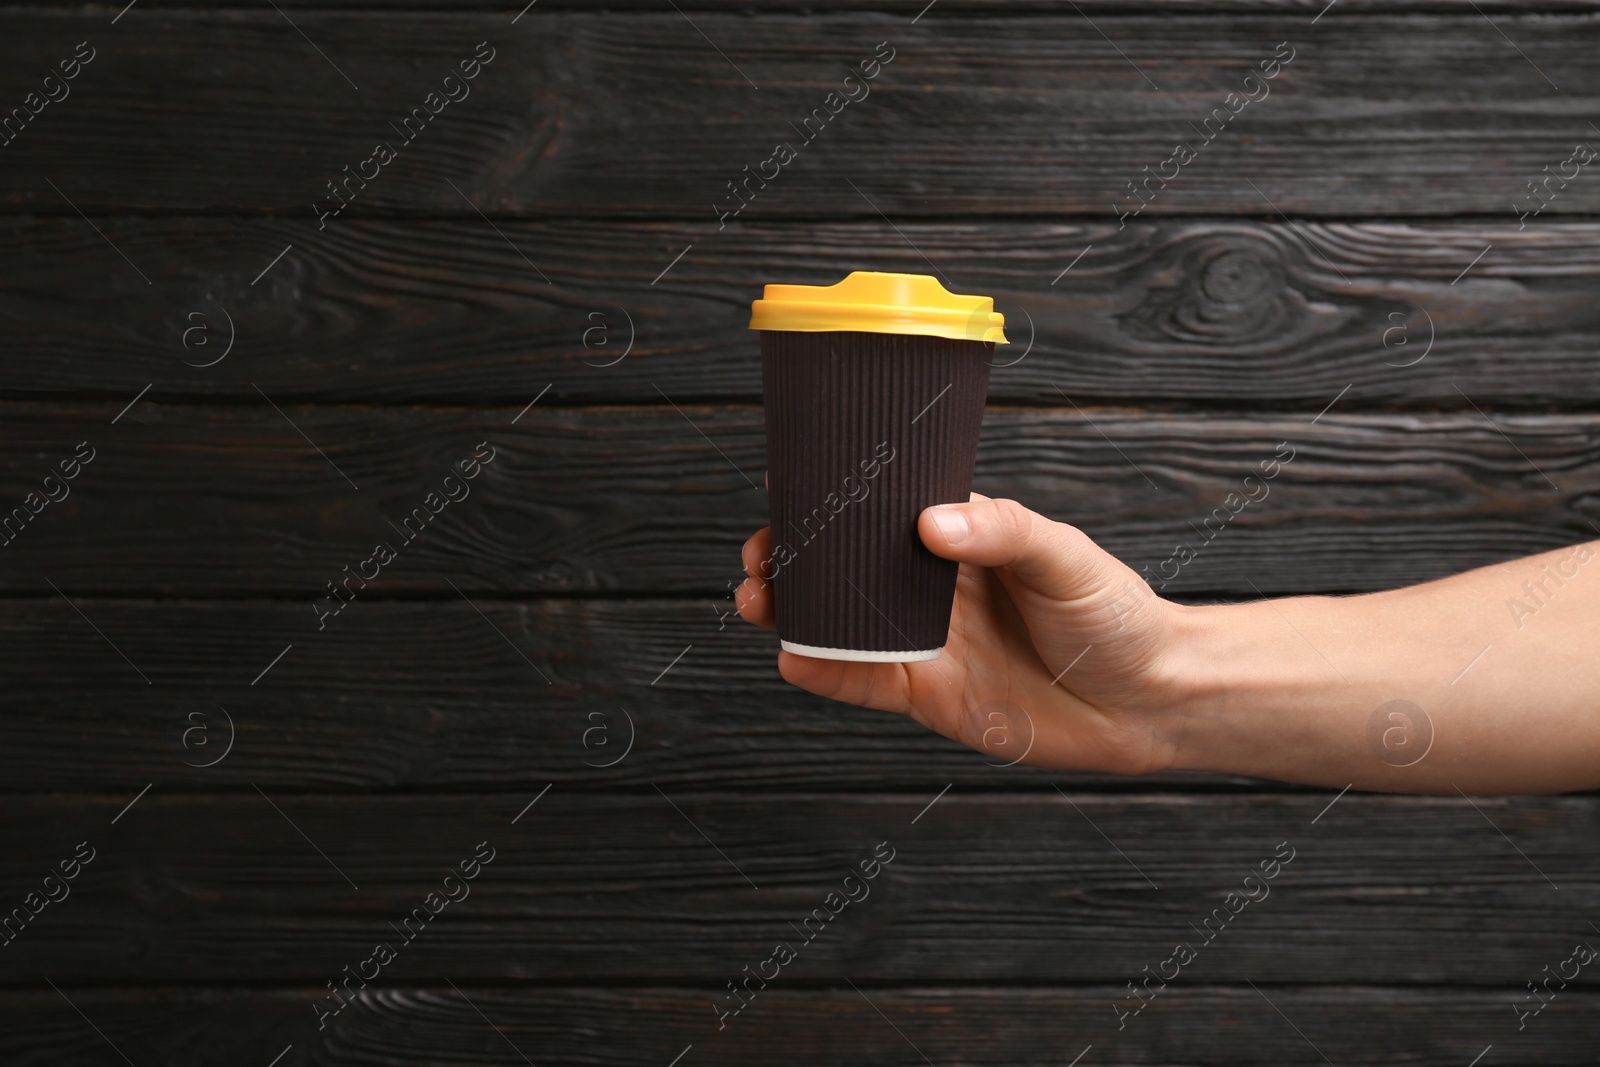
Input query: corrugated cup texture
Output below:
<box><xmin>760</xmin><ymin>329</ymin><xmax>993</xmax><ymax>655</ymax></box>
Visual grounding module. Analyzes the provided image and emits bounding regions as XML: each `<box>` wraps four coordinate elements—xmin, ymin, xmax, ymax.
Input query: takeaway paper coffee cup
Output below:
<box><xmin>750</xmin><ymin>271</ymin><xmax>1008</xmax><ymax>662</ymax></box>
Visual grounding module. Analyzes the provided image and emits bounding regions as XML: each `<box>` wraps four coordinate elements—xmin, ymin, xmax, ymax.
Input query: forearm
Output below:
<box><xmin>1161</xmin><ymin>540</ymin><xmax>1600</xmax><ymax>794</ymax></box>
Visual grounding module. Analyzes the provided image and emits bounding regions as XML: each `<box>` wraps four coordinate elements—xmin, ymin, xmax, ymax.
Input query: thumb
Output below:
<box><xmin>919</xmin><ymin>497</ymin><xmax>1122</xmax><ymax>602</ymax></box>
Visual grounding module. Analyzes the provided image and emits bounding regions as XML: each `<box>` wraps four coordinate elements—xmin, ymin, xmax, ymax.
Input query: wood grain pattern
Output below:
<box><xmin>7</xmin><ymin>217</ymin><xmax>1600</xmax><ymax>407</ymax></box>
<box><xmin>4</xmin><ymin>985</ymin><xmax>1598</xmax><ymax>1066</ymax></box>
<box><xmin>0</xmin><ymin>595</ymin><xmax>1279</xmax><ymax>792</ymax></box>
<box><xmin>27</xmin><ymin>0</ymin><xmax>1600</xmax><ymax>9</ymax></box>
<box><xmin>4</xmin><ymin>13</ymin><xmax>1599</xmax><ymax>216</ymax></box>
<box><xmin>1</xmin><ymin>403</ymin><xmax>1595</xmax><ymax>596</ymax></box>
<box><xmin>4</xmin><ymin>3</ymin><xmax>1597</xmax><ymax>1062</ymax></box>
<box><xmin>1</xmin><ymin>792</ymin><xmax>1594</xmax><ymax>982</ymax></box>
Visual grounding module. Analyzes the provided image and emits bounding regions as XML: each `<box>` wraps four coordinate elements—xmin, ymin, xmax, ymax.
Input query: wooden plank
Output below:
<box><xmin>4</xmin><ymin>13</ymin><xmax>1599</xmax><ymax>216</ymax></box>
<box><xmin>27</xmin><ymin>1</ymin><xmax>1600</xmax><ymax>9</ymax></box>
<box><xmin>0</xmin><ymin>596</ymin><xmax>1270</xmax><ymax>792</ymax></box>
<box><xmin>7</xmin><ymin>217</ymin><xmax>1600</xmax><ymax>407</ymax></box>
<box><xmin>1</xmin><ymin>791</ymin><xmax>1595</xmax><ymax>982</ymax></box>
<box><xmin>3</xmin><ymin>985</ymin><xmax>1596</xmax><ymax>1066</ymax></box>
<box><xmin>0</xmin><ymin>403</ymin><xmax>1594</xmax><ymax>596</ymax></box>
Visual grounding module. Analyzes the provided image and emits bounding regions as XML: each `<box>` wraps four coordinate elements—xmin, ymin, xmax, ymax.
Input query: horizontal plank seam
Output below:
<box><xmin>1</xmin><ymin>978</ymin><xmax>1596</xmax><ymax>993</ymax></box>
<box><xmin>9</xmin><ymin>5</ymin><xmax>1600</xmax><ymax>18</ymax></box>
<box><xmin>11</xmin><ymin>209</ymin><xmax>1600</xmax><ymax>225</ymax></box>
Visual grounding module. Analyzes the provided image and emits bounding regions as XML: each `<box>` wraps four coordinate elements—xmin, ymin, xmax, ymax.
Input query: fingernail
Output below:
<box><xmin>929</xmin><ymin>507</ymin><xmax>970</xmax><ymax>545</ymax></box>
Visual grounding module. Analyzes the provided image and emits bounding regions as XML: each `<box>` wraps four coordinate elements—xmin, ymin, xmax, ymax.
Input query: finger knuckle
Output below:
<box><xmin>991</xmin><ymin>498</ymin><xmax>1036</xmax><ymax>547</ymax></box>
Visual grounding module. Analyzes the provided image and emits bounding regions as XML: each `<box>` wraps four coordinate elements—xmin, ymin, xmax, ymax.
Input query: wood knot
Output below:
<box><xmin>1119</xmin><ymin>234</ymin><xmax>1308</xmax><ymax>348</ymax></box>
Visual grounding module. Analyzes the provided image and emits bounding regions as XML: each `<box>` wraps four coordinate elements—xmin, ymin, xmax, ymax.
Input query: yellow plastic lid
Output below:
<box><xmin>749</xmin><ymin>271</ymin><xmax>1008</xmax><ymax>343</ymax></box>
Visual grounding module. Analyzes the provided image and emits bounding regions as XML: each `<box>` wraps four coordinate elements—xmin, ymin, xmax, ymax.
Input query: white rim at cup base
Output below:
<box><xmin>780</xmin><ymin>640</ymin><xmax>943</xmax><ymax>663</ymax></box>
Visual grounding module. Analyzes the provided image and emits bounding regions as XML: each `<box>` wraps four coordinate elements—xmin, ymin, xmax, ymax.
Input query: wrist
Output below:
<box><xmin>1147</xmin><ymin>601</ymin><xmax>1233</xmax><ymax>775</ymax></box>
<box><xmin>1150</xmin><ymin>597</ymin><xmax>1360</xmax><ymax>784</ymax></box>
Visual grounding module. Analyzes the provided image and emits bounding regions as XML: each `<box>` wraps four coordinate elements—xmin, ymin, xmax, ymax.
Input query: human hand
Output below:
<box><xmin>736</xmin><ymin>494</ymin><xmax>1190</xmax><ymax>776</ymax></box>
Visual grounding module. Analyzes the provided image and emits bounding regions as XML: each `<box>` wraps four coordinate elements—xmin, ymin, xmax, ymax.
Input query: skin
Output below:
<box><xmin>737</xmin><ymin>494</ymin><xmax>1600</xmax><ymax>795</ymax></box>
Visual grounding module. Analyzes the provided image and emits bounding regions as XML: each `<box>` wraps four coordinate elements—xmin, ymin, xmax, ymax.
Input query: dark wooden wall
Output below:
<box><xmin>2</xmin><ymin>1</ymin><xmax>1598</xmax><ymax>1063</ymax></box>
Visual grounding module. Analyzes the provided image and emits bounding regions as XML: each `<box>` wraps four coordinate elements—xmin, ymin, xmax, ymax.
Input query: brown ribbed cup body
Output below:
<box><xmin>760</xmin><ymin>330</ymin><xmax>993</xmax><ymax>655</ymax></box>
